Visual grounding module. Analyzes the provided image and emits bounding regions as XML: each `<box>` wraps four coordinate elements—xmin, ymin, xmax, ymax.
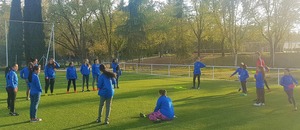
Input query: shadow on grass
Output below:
<box><xmin>62</xmin><ymin>121</ymin><xmax>100</xmax><ymax>130</ymax></box>
<box><xmin>0</xmin><ymin>121</ymin><xmax>29</xmax><ymax>128</ymax></box>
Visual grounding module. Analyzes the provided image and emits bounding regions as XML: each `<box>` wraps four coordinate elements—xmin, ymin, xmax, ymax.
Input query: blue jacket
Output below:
<box><xmin>44</xmin><ymin>62</ymin><xmax>60</xmax><ymax>79</ymax></box>
<box><xmin>255</xmin><ymin>72</ymin><xmax>264</xmax><ymax>89</ymax></box>
<box><xmin>154</xmin><ymin>95</ymin><xmax>175</xmax><ymax>119</ymax></box>
<box><xmin>30</xmin><ymin>73</ymin><xmax>42</xmax><ymax>95</ymax></box>
<box><xmin>194</xmin><ymin>61</ymin><xmax>206</xmax><ymax>75</ymax></box>
<box><xmin>92</xmin><ymin>64</ymin><xmax>100</xmax><ymax>78</ymax></box>
<box><xmin>66</xmin><ymin>66</ymin><xmax>77</xmax><ymax>80</ymax></box>
<box><xmin>20</xmin><ymin>67</ymin><xmax>30</xmax><ymax>80</ymax></box>
<box><xmin>280</xmin><ymin>75</ymin><xmax>298</xmax><ymax>91</ymax></box>
<box><xmin>231</xmin><ymin>68</ymin><xmax>249</xmax><ymax>82</ymax></box>
<box><xmin>111</xmin><ymin>62</ymin><xmax>118</xmax><ymax>73</ymax></box>
<box><xmin>6</xmin><ymin>70</ymin><xmax>18</xmax><ymax>88</ymax></box>
<box><xmin>80</xmin><ymin>64</ymin><xmax>90</xmax><ymax>75</ymax></box>
<box><xmin>98</xmin><ymin>74</ymin><xmax>116</xmax><ymax>98</ymax></box>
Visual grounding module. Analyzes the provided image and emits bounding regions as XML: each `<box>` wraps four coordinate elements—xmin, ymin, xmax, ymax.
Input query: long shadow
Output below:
<box><xmin>62</xmin><ymin>121</ymin><xmax>100</xmax><ymax>130</ymax></box>
<box><xmin>0</xmin><ymin>121</ymin><xmax>29</xmax><ymax>128</ymax></box>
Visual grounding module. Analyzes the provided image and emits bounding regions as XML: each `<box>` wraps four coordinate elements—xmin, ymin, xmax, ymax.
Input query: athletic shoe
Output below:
<box><xmin>261</xmin><ymin>103</ymin><xmax>265</xmax><ymax>106</ymax></box>
<box><xmin>197</xmin><ymin>87</ymin><xmax>200</xmax><ymax>89</ymax></box>
<box><xmin>26</xmin><ymin>97</ymin><xmax>30</xmax><ymax>100</ymax></box>
<box><xmin>96</xmin><ymin>118</ymin><xmax>101</xmax><ymax>123</ymax></box>
<box><xmin>87</xmin><ymin>89</ymin><xmax>90</xmax><ymax>92</ymax></box>
<box><xmin>10</xmin><ymin>112</ymin><xmax>19</xmax><ymax>116</ymax></box>
<box><xmin>66</xmin><ymin>91</ymin><xmax>70</xmax><ymax>94</ymax></box>
<box><xmin>140</xmin><ymin>113</ymin><xmax>146</xmax><ymax>118</ymax></box>
<box><xmin>104</xmin><ymin>121</ymin><xmax>109</xmax><ymax>125</ymax></box>
<box><xmin>154</xmin><ymin>119</ymin><xmax>161</xmax><ymax>123</ymax></box>
<box><xmin>30</xmin><ymin>118</ymin><xmax>42</xmax><ymax>123</ymax></box>
<box><xmin>81</xmin><ymin>90</ymin><xmax>84</xmax><ymax>92</ymax></box>
<box><xmin>253</xmin><ymin>103</ymin><xmax>262</xmax><ymax>107</ymax></box>
<box><xmin>117</xmin><ymin>87</ymin><xmax>119</xmax><ymax>89</ymax></box>
<box><xmin>294</xmin><ymin>107</ymin><xmax>298</xmax><ymax>111</ymax></box>
<box><xmin>240</xmin><ymin>93</ymin><xmax>247</xmax><ymax>96</ymax></box>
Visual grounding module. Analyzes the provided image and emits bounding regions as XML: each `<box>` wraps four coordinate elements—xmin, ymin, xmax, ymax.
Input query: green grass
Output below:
<box><xmin>1</xmin><ymin>71</ymin><xmax>300</xmax><ymax>130</ymax></box>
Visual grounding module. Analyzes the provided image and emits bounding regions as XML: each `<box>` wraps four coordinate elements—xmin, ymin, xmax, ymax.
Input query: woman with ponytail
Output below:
<box><xmin>96</xmin><ymin>64</ymin><xmax>116</xmax><ymax>125</ymax></box>
<box><xmin>29</xmin><ymin>66</ymin><xmax>43</xmax><ymax>122</ymax></box>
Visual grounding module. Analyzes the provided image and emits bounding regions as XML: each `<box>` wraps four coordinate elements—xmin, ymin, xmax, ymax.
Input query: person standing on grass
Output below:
<box><xmin>44</xmin><ymin>58</ymin><xmax>60</xmax><ymax>95</ymax></box>
<box><xmin>92</xmin><ymin>59</ymin><xmax>101</xmax><ymax>91</ymax></box>
<box><xmin>81</xmin><ymin>59</ymin><xmax>91</xmax><ymax>92</ymax></box>
<box><xmin>6</xmin><ymin>64</ymin><xmax>19</xmax><ymax>116</ymax></box>
<box><xmin>280</xmin><ymin>68</ymin><xmax>298</xmax><ymax>111</ymax></box>
<box><xmin>230</xmin><ymin>62</ymin><xmax>249</xmax><ymax>96</ymax></box>
<box><xmin>256</xmin><ymin>52</ymin><xmax>270</xmax><ymax>91</ymax></box>
<box><xmin>254</xmin><ymin>66</ymin><xmax>265</xmax><ymax>107</ymax></box>
<box><xmin>20</xmin><ymin>62</ymin><xmax>34</xmax><ymax>100</ymax></box>
<box><xmin>140</xmin><ymin>89</ymin><xmax>175</xmax><ymax>123</ymax></box>
<box><xmin>66</xmin><ymin>62</ymin><xmax>77</xmax><ymax>93</ymax></box>
<box><xmin>111</xmin><ymin>59</ymin><xmax>120</xmax><ymax>88</ymax></box>
<box><xmin>96</xmin><ymin>64</ymin><xmax>116</xmax><ymax>125</ymax></box>
<box><xmin>193</xmin><ymin>57</ymin><xmax>206</xmax><ymax>89</ymax></box>
<box><xmin>28</xmin><ymin>66</ymin><xmax>43</xmax><ymax>122</ymax></box>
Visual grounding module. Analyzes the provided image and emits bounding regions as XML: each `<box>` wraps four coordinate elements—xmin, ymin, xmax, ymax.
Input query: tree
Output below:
<box><xmin>7</xmin><ymin>0</ymin><xmax>23</xmax><ymax>66</ymax></box>
<box><xmin>253</xmin><ymin>0</ymin><xmax>300</xmax><ymax>67</ymax></box>
<box><xmin>23</xmin><ymin>0</ymin><xmax>45</xmax><ymax>62</ymax></box>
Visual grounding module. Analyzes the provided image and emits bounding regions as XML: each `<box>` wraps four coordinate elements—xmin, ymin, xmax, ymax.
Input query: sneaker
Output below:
<box><xmin>26</xmin><ymin>97</ymin><xmax>30</xmax><ymax>100</ymax></box>
<box><xmin>154</xmin><ymin>119</ymin><xmax>161</xmax><ymax>123</ymax></box>
<box><xmin>10</xmin><ymin>112</ymin><xmax>19</xmax><ymax>116</ymax></box>
<box><xmin>87</xmin><ymin>89</ymin><xmax>90</xmax><ymax>92</ymax></box>
<box><xmin>30</xmin><ymin>118</ymin><xmax>42</xmax><ymax>123</ymax></box>
<box><xmin>66</xmin><ymin>91</ymin><xmax>70</xmax><ymax>94</ymax></box>
<box><xmin>96</xmin><ymin>118</ymin><xmax>101</xmax><ymax>123</ymax></box>
<box><xmin>117</xmin><ymin>87</ymin><xmax>119</xmax><ymax>89</ymax></box>
<box><xmin>140</xmin><ymin>113</ymin><xmax>146</xmax><ymax>118</ymax></box>
<box><xmin>104</xmin><ymin>121</ymin><xmax>109</xmax><ymax>125</ymax></box>
<box><xmin>197</xmin><ymin>87</ymin><xmax>200</xmax><ymax>89</ymax></box>
<box><xmin>261</xmin><ymin>103</ymin><xmax>265</xmax><ymax>106</ymax></box>
<box><xmin>81</xmin><ymin>90</ymin><xmax>84</xmax><ymax>92</ymax></box>
<box><xmin>253</xmin><ymin>103</ymin><xmax>262</xmax><ymax>107</ymax></box>
<box><xmin>295</xmin><ymin>107</ymin><xmax>298</xmax><ymax>111</ymax></box>
<box><xmin>240</xmin><ymin>93</ymin><xmax>247</xmax><ymax>96</ymax></box>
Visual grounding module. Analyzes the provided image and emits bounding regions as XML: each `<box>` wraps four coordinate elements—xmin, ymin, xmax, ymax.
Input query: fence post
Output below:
<box><xmin>168</xmin><ymin>64</ymin><xmax>170</xmax><ymax>76</ymax></box>
<box><xmin>151</xmin><ymin>64</ymin><xmax>153</xmax><ymax>75</ymax></box>
<box><xmin>278</xmin><ymin>68</ymin><xmax>280</xmax><ymax>85</ymax></box>
<box><xmin>136</xmin><ymin>63</ymin><xmax>138</xmax><ymax>73</ymax></box>
<box><xmin>212</xmin><ymin>66</ymin><xmax>215</xmax><ymax>80</ymax></box>
<box><xmin>189</xmin><ymin>65</ymin><xmax>191</xmax><ymax>77</ymax></box>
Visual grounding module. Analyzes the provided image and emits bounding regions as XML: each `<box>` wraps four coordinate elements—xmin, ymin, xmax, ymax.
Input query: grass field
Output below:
<box><xmin>1</xmin><ymin>71</ymin><xmax>300</xmax><ymax>130</ymax></box>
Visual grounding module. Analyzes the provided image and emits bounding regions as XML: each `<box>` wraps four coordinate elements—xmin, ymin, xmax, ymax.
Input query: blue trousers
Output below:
<box><xmin>30</xmin><ymin>93</ymin><xmax>41</xmax><ymax>119</ymax></box>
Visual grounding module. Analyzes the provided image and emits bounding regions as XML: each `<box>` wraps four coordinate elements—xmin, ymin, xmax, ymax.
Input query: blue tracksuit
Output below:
<box><xmin>231</xmin><ymin>68</ymin><xmax>249</xmax><ymax>82</ymax></box>
<box><xmin>6</xmin><ymin>70</ymin><xmax>18</xmax><ymax>88</ymax></box>
<box><xmin>280</xmin><ymin>75</ymin><xmax>298</xmax><ymax>91</ymax></box>
<box><xmin>111</xmin><ymin>62</ymin><xmax>118</xmax><ymax>73</ymax></box>
<box><xmin>66</xmin><ymin>66</ymin><xmax>77</xmax><ymax>80</ymax></box>
<box><xmin>20</xmin><ymin>67</ymin><xmax>30</xmax><ymax>80</ymax></box>
<box><xmin>193</xmin><ymin>61</ymin><xmax>206</xmax><ymax>75</ymax></box>
<box><xmin>44</xmin><ymin>62</ymin><xmax>60</xmax><ymax>79</ymax></box>
<box><xmin>92</xmin><ymin>64</ymin><xmax>100</xmax><ymax>78</ymax></box>
<box><xmin>30</xmin><ymin>73</ymin><xmax>42</xmax><ymax>95</ymax></box>
<box><xmin>80</xmin><ymin>64</ymin><xmax>90</xmax><ymax>75</ymax></box>
<box><xmin>97</xmin><ymin>74</ymin><xmax>116</xmax><ymax>98</ymax></box>
<box><xmin>154</xmin><ymin>95</ymin><xmax>175</xmax><ymax>119</ymax></box>
<box><xmin>255</xmin><ymin>72</ymin><xmax>264</xmax><ymax>89</ymax></box>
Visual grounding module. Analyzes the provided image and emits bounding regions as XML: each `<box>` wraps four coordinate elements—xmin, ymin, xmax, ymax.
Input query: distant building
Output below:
<box><xmin>283</xmin><ymin>42</ymin><xmax>300</xmax><ymax>53</ymax></box>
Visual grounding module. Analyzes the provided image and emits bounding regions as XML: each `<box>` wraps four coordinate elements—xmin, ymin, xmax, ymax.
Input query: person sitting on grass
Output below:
<box><xmin>140</xmin><ymin>89</ymin><xmax>175</xmax><ymax>123</ymax></box>
<box><xmin>280</xmin><ymin>68</ymin><xmax>298</xmax><ymax>111</ymax></box>
<box><xmin>230</xmin><ymin>62</ymin><xmax>249</xmax><ymax>96</ymax></box>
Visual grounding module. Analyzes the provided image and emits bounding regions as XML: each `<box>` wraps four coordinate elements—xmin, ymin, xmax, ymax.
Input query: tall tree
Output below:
<box><xmin>23</xmin><ymin>0</ymin><xmax>45</xmax><ymax>62</ymax></box>
<box><xmin>7</xmin><ymin>0</ymin><xmax>23</xmax><ymax>66</ymax></box>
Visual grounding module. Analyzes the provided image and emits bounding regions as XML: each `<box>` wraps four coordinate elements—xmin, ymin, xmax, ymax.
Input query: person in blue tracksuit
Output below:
<box><xmin>280</xmin><ymin>68</ymin><xmax>298</xmax><ymax>110</ymax></box>
<box><xmin>111</xmin><ymin>59</ymin><xmax>120</xmax><ymax>89</ymax></box>
<box><xmin>44</xmin><ymin>58</ymin><xmax>60</xmax><ymax>95</ymax></box>
<box><xmin>254</xmin><ymin>66</ymin><xmax>265</xmax><ymax>107</ymax></box>
<box><xmin>96</xmin><ymin>64</ymin><xmax>116</xmax><ymax>125</ymax></box>
<box><xmin>6</xmin><ymin>64</ymin><xmax>19</xmax><ymax>116</ymax></box>
<box><xmin>80</xmin><ymin>59</ymin><xmax>91</xmax><ymax>92</ymax></box>
<box><xmin>230</xmin><ymin>62</ymin><xmax>249</xmax><ymax>96</ymax></box>
<box><xmin>20</xmin><ymin>62</ymin><xmax>34</xmax><ymax>100</ymax></box>
<box><xmin>29</xmin><ymin>66</ymin><xmax>43</xmax><ymax>122</ymax></box>
<box><xmin>193</xmin><ymin>57</ymin><xmax>206</xmax><ymax>89</ymax></box>
<box><xmin>92</xmin><ymin>59</ymin><xmax>100</xmax><ymax>91</ymax></box>
<box><xmin>66</xmin><ymin>62</ymin><xmax>77</xmax><ymax>93</ymax></box>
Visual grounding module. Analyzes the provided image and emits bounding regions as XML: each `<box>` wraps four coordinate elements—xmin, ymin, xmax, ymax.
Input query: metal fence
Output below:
<box><xmin>110</xmin><ymin>63</ymin><xmax>300</xmax><ymax>85</ymax></box>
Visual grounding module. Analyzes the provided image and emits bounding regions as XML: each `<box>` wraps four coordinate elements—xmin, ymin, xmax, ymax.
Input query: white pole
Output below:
<box><xmin>188</xmin><ymin>65</ymin><xmax>191</xmax><ymax>77</ymax></box>
<box><xmin>52</xmin><ymin>24</ymin><xmax>55</xmax><ymax>60</ymax></box>
<box><xmin>5</xmin><ymin>21</ymin><xmax>8</xmax><ymax>67</ymax></box>
<box><xmin>278</xmin><ymin>68</ymin><xmax>280</xmax><ymax>85</ymax></box>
